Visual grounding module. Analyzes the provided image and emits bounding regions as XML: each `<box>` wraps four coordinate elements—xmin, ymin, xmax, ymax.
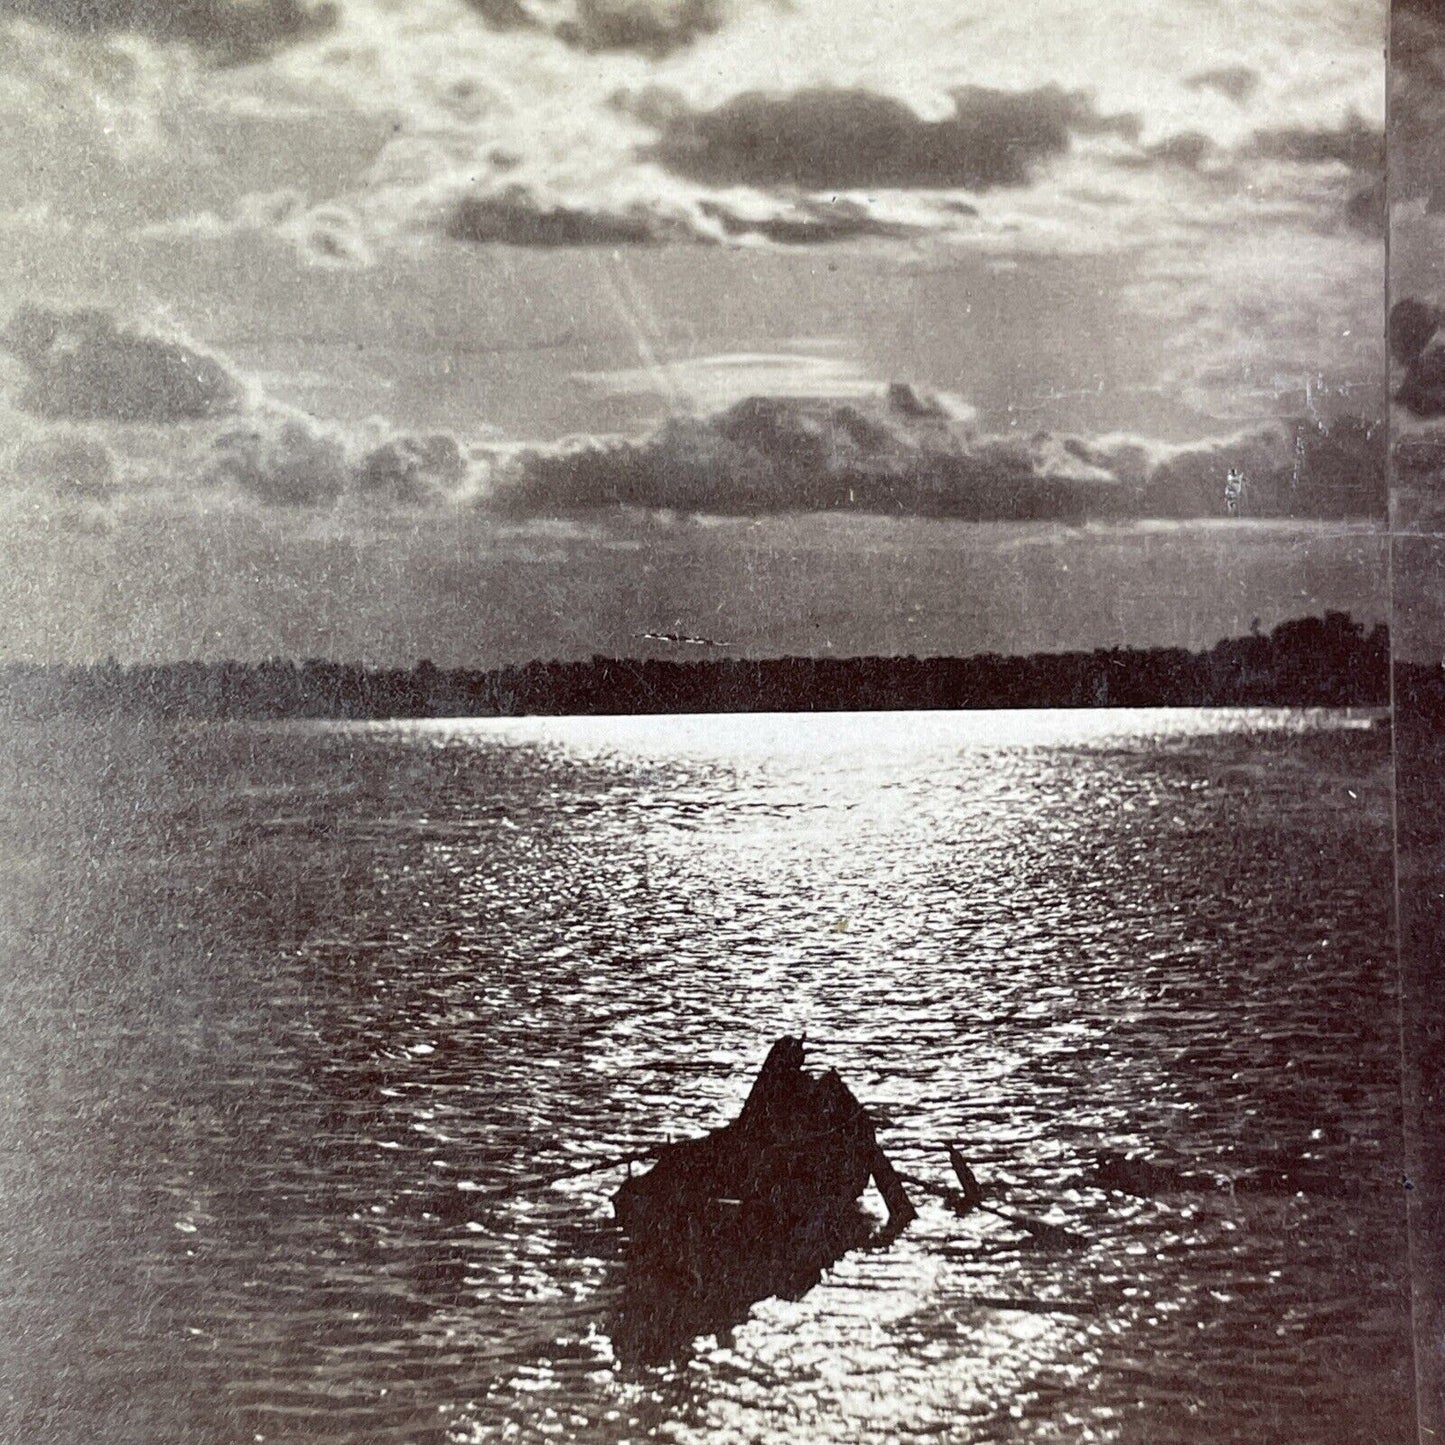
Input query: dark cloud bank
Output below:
<box><xmin>0</xmin><ymin>307</ymin><xmax>1383</xmax><ymax>522</ymax></box>
<box><xmin>644</xmin><ymin>85</ymin><xmax>1138</xmax><ymax>192</ymax></box>
<box><xmin>444</xmin><ymin>84</ymin><xmax>1381</xmax><ymax>249</ymax></box>
<box><xmin>1116</xmin><ymin>113</ymin><xmax>1383</xmax><ymax>232</ymax></box>
<box><xmin>444</xmin><ymin>85</ymin><xmax>1137</xmax><ymax>248</ymax></box>
<box><xmin>494</xmin><ymin>385</ymin><xmax>1384</xmax><ymax>522</ymax></box>
<box><xmin>446</xmin><ymin>189</ymin><xmax>915</xmax><ymax>248</ymax></box>
<box><xmin>447</xmin><ymin>190</ymin><xmax>669</xmax><ymax>247</ymax></box>
<box><xmin>642</xmin><ymin>87</ymin><xmax>1379</xmax><ymax>203</ymax></box>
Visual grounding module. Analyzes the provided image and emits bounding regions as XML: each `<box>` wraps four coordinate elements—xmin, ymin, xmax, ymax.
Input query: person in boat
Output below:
<box><xmin>614</xmin><ymin>1036</ymin><xmax>916</xmax><ymax>1244</ymax></box>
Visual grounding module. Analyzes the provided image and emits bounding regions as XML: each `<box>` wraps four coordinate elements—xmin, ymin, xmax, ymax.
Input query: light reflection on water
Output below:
<box><xmin>0</xmin><ymin>710</ymin><xmax>1412</xmax><ymax>1444</ymax></box>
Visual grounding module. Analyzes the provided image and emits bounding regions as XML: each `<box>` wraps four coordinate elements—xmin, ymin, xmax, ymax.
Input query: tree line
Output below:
<box><xmin>0</xmin><ymin>613</ymin><xmax>1391</xmax><ymax>720</ymax></box>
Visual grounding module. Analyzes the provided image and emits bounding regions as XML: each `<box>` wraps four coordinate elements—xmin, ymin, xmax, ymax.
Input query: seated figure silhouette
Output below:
<box><xmin>610</xmin><ymin>1037</ymin><xmax>913</xmax><ymax>1361</ymax></box>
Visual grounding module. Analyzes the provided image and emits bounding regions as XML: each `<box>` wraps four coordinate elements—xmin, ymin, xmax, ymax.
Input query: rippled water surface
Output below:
<box><xmin>0</xmin><ymin>710</ymin><xmax>1413</xmax><ymax>1443</ymax></box>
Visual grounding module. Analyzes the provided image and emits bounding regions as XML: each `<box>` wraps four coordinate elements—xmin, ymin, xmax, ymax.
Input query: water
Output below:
<box><xmin>0</xmin><ymin>710</ymin><xmax>1413</xmax><ymax>1443</ymax></box>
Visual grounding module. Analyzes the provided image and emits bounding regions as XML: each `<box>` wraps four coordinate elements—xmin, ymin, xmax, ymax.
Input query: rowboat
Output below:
<box><xmin>613</xmin><ymin>1036</ymin><xmax>915</xmax><ymax>1248</ymax></box>
<box><xmin>609</xmin><ymin>1036</ymin><xmax>916</xmax><ymax>1360</ymax></box>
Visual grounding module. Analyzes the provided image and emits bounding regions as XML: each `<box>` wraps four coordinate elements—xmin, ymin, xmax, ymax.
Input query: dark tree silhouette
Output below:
<box><xmin>0</xmin><ymin>616</ymin><xmax>1391</xmax><ymax>721</ymax></box>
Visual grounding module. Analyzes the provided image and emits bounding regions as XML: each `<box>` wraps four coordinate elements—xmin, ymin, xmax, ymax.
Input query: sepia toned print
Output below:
<box><xmin>0</xmin><ymin>1</ymin><xmax>1418</xmax><ymax>1442</ymax></box>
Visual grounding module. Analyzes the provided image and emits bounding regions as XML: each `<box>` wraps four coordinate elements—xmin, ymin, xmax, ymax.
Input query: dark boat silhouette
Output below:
<box><xmin>609</xmin><ymin>1037</ymin><xmax>915</xmax><ymax>1361</ymax></box>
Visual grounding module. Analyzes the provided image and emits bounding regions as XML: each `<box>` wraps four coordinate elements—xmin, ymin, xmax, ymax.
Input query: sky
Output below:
<box><xmin>0</xmin><ymin>0</ymin><xmax>1390</xmax><ymax>664</ymax></box>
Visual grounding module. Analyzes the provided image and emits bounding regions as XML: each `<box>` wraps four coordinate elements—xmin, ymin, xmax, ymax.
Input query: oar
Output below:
<box><xmin>466</xmin><ymin>1146</ymin><xmax>663</xmax><ymax>1203</ymax></box>
<box><xmin>900</xmin><ymin>1148</ymin><xmax>1086</xmax><ymax>1250</ymax></box>
<box><xmin>899</xmin><ymin>1169</ymin><xmax>1064</xmax><ymax>1239</ymax></box>
<box><xmin>952</xmin><ymin>1144</ymin><xmax>1088</xmax><ymax>1249</ymax></box>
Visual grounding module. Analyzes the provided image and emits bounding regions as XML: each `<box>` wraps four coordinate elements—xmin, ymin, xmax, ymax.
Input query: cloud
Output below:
<box><xmin>1248</xmin><ymin>118</ymin><xmax>1382</xmax><ymax>174</ymax></box>
<box><xmin>354</xmin><ymin>433</ymin><xmax>468</xmax><ymax>506</ymax></box>
<box><xmin>0</xmin><ymin>0</ymin><xmax>1370</xmax><ymax>275</ymax></box>
<box><xmin>235</xmin><ymin>192</ymin><xmax>375</xmax><ymax>267</ymax></box>
<box><xmin>1</xmin><ymin>432</ymin><xmax>117</xmax><ymax>500</ymax></box>
<box><xmin>447</xmin><ymin>189</ymin><xmax>675</xmax><ymax>246</ymax></box>
<box><xmin>1125</xmin><ymin>115</ymin><xmax>1385</xmax><ymax>230</ymax></box>
<box><xmin>696</xmin><ymin>196</ymin><xmax>921</xmax><ymax>244</ymax></box>
<box><xmin>645</xmin><ymin>85</ymin><xmax>1138</xmax><ymax>191</ymax></box>
<box><xmin>487</xmin><ymin>385</ymin><xmax>1383</xmax><ymax>521</ymax></box>
<box><xmin>462</xmin><ymin>0</ymin><xmax>730</xmax><ymax>57</ymax></box>
<box><xmin>207</xmin><ymin>408</ymin><xmax>480</xmax><ymax>509</ymax></box>
<box><xmin>0</xmin><ymin>0</ymin><xmax>1387</xmax><ymax>273</ymax></box>
<box><xmin>209</xmin><ymin>412</ymin><xmax>351</xmax><ymax>507</ymax></box>
<box><xmin>1247</xmin><ymin>117</ymin><xmax>1384</xmax><ymax>232</ymax></box>
<box><xmin>0</xmin><ymin>0</ymin><xmax>338</xmax><ymax>62</ymax></box>
<box><xmin>140</xmin><ymin>191</ymin><xmax>376</xmax><ymax>267</ymax></box>
<box><xmin>443</xmin><ymin>180</ymin><xmax>926</xmax><ymax>251</ymax></box>
<box><xmin>0</xmin><ymin>0</ymin><xmax>1387</xmax><ymax>489</ymax></box>
<box><xmin>578</xmin><ymin>349</ymin><xmax>886</xmax><ymax>411</ymax></box>
<box><xmin>429</xmin><ymin>84</ymin><xmax>1378</xmax><ymax>259</ymax></box>
<box><xmin>279</xmin><ymin>200</ymin><xmax>374</xmax><ymax>266</ymax></box>
<box><xmin>1183</xmin><ymin>66</ymin><xmax>1260</xmax><ymax>104</ymax></box>
<box><xmin>0</xmin><ymin>303</ymin><xmax>486</xmax><ymax>512</ymax></box>
<box><xmin>0</xmin><ymin>304</ymin><xmax>246</xmax><ymax>422</ymax></box>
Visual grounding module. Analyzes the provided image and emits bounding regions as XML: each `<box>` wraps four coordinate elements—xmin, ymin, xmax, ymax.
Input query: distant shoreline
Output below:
<box><xmin>0</xmin><ymin>613</ymin><xmax>1399</xmax><ymax>719</ymax></box>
